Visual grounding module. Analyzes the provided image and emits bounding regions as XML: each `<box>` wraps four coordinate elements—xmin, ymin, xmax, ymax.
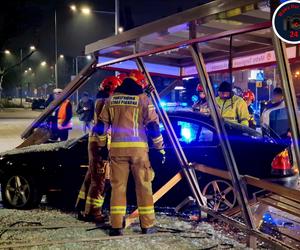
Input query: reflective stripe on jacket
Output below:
<box><xmin>99</xmin><ymin>93</ymin><xmax>164</xmax><ymax>156</ymax></box>
<box><xmin>88</xmin><ymin>98</ymin><xmax>106</xmax><ymax>147</ymax></box>
<box><xmin>216</xmin><ymin>95</ymin><xmax>249</xmax><ymax>126</ymax></box>
<box><xmin>57</xmin><ymin>100</ymin><xmax>72</xmax><ymax>130</ymax></box>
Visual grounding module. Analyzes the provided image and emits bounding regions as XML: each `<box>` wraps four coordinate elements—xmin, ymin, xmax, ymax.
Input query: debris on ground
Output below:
<box><xmin>0</xmin><ymin>208</ymin><xmax>249</xmax><ymax>249</ymax></box>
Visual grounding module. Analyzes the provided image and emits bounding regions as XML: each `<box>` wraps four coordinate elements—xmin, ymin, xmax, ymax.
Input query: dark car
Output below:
<box><xmin>0</xmin><ymin>111</ymin><xmax>298</xmax><ymax>211</ymax></box>
<box><xmin>32</xmin><ymin>98</ymin><xmax>46</xmax><ymax>110</ymax></box>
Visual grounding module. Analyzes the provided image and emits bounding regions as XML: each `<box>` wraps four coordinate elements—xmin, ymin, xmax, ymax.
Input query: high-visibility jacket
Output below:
<box><xmin>99</xmin><ymin>92</ymin><xmax>164</xmax><ymax>156</ymax></box>
<box><xmin>57</xmin><ymin>99</ymin><xmax>72</xmax><ymax>130</ymax></box>
<box><xmin>248</xmin><ymin>105</ymin><xmax>256</xmax><ymax>129</ymax></box>
<box><xmin>216</xmin><ymin>95</ymin><xmax>249</xmax><ymax>126</ymax></box>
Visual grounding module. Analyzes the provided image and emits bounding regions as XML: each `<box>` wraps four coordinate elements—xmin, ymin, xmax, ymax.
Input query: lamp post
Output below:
<box><xmin>0</xmin><ymin>50</ymin><xmax>11</xmax><ymax>101</ymax></box>
<box><xmin>74</xmin><ymin>55</ymin><xmax>92</xmax><ymax>104</ymax></box>
<box><xmin>70</xmin><ymin>0</ymin><xmax>120</xmax><ymax>35</ymax></box>
<box><xmin>54</xmin><ymin>10</ymin><xmax>58</xmax><ymax>88</ymax></box>
<box><xmin>20</xmin><ymin>46</ymin><xmax>36</xmax><ymax>105</ymax></box>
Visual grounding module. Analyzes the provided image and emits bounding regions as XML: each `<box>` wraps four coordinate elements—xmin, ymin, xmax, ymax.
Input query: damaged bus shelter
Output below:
<box><xmin>20</xmin><ymin>0</ymin><xmax>300</xmax><ymax>248</ymax></box>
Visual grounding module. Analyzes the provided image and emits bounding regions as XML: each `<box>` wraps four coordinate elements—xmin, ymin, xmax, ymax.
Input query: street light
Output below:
<box><xmin>41</xmin><ymin>61</ymin><xmax>47</xmax><ymax>66</ymax></box>
<box><xmin>81</xmin><ymin>7</ymin><xmax>91</xmax><ymax>15</ymax></box>
<box><xmin>28</xmin><ymin>67</ymin><xmax>32</xmax><ymax>71</ymax></box>
<box><xmin>70</xmin><ymin>5</ymin><xmax>77</xmax><ymax>12</ymax></box>
<box><xmin>70</xmin><ymin>1</ymin><xmax>120</xmax><ymax>35</ymax></box>
<box><xmin>30</xmin><ymin>46</ymin><xmax>36</xmax><ymax>50</ymax></box>
<box><xmin>59</xmin><ymin>54</ymin><xmax>64</xmax><ymax>59</ymax></box>
<box><xmin>86</xmin><ymin>55</ymin><xmax>92</xmax><ymax>60</ymax></box>
<box><xmin>4</xmin><ymin>50</ymin><xmax>10</xmax><ymax>55</ymax></box>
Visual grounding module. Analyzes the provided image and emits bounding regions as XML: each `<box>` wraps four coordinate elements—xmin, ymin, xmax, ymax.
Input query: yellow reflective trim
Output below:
<box><xmin>78</xmin><ymin>191</ymin><xmax>85</xmax><ymax>199</ymax></box>
<box><xmin>148</xmin><ymin>105</ymin><xmax>155</xmax><ymax>111</ymax></box>
<box><xmin>133</xmin><ymin>108</ymin><xmax>139</xmax><ymax>136</ymax></box>
<box><xmin>89</xmin><ymin>137</ymin><xmax>99</xmax><ymax>143</ymax></box>
<box><xmin>89</xmin><ymin>135</ymin><xmax>106</xmax><ymax>141</ymax></box>
<box><xmin>132</xmin><ymin>109</ymin><xmax>136</xmax><ymax>136</ymax></box>
<box><xmin>139</xmin><ymin>210</ymin><xmax>155</xmax><ymax>215</ymax></box>
<box><xmin>110</xmin><ymin>142</ymin><xmax>148</xmax><ymax>148</ymax></box>
<box><xmin>138</xmin><ymin>206</ymin><xmax>155</xmax><ymax>215</ymax></box>
<box><xmin>111</xmin><ymin>206</ymin><xmax>126</xmax><ymax>215</ymax></box>
<box><xmin>138</xmin><ymin>206</ymin><xmax>154</xmax><ymax>209</ymax></box>
<box><xmin>98</xmin><ymin>135</ymin><xmax>107</xmax><ymax>141</ymax></box>
<box><xmin>86</xmin><ymin>196</ymin><xmax>104</xmax><ymax>207</ymax></box>
<box><xmin>152</xmin><ymin>135</ymin><xmax>163</xmax><ymax>143</ymax></box>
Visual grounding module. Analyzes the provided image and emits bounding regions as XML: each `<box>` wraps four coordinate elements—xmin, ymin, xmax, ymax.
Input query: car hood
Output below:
<box><xmin>0</xmin><ymin>139</ymin><xmax>77</xmax><ymax>157</ymax></box>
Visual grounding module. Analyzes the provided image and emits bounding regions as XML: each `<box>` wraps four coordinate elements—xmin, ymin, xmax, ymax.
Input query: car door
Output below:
<box><xmin>168</xmin><ymin>116</ymin><xmax>225</xmax><ymax>170</ymax></box>
<box><xmin>148</xmin><ymin>115</ymin><xmax>224</xmax><ymax>206</ymax></box>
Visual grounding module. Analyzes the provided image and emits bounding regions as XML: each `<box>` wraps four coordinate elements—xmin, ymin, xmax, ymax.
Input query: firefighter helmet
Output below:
<box><xmin>117</xmin><ymin>73</ymin><xmax>128</xmax><ymax>82</ymax></box>
<box><xmin>196</xmin><ymin>84</ymin><xmax>204</xmax><ymax>92</ymax></box>
<box><xmin>100</xmin><ymin>76</ymin><xmax>122</xmax><ymax>94</ymax></box>
<box><xmin>128</xmin><ymin>70</ymin><xmax>147</xmax><ymax>88</ymax></box>
<box><xmin>242</xmin><ymin>90</ymin><xmax>255</xmax><ymax>102</ymax></box>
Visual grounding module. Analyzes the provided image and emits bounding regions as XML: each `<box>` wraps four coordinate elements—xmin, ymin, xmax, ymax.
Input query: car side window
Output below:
<box><xmin>150</xmin><ymin>118</ymin><xmax>216</xmax><ymax>148</ymax></box>
<box><xmin>198</xmin><ymin>126</ymin><xmax>214</xmax><ymax>142</ymax></box>
<box><xmin>172</xmin><ymin>118</ymin><xmax>216</xmax><ymax>146</ymax></box>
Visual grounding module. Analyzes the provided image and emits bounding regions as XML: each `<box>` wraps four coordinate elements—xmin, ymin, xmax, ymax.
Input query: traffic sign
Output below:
<box><xmin>256</xmin><ymin>81</ymin><xmax>263</xmax><ymax>88</ymax></box>
<box><xmin>267</xmin><ymin>79</ymin><xmax>273</xmax><ymax>86</ymax></box>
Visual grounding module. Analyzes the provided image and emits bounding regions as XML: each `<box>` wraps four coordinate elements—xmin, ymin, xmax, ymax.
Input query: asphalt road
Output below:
<box><xmin>0</xmin><ymin>108</ymin><xmax>83</xmax><ymax>153</ymax></box>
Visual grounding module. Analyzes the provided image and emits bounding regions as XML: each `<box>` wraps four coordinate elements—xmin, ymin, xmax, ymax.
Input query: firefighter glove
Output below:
<box><xmin>158</xmin><ymin>149</ymin><xmax>166</xmax><ymax>165</ymax></box>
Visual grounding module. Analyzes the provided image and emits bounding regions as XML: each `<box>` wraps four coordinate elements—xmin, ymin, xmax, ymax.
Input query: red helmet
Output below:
<box><xmin>196</xmin><ymin>84</ymin><xmax>204</xmax><ymax>92</ymax></box>
<box><xmin>242</xmin><ymin>90</ymin><xmax>255</xmax><ymax>102</ymax></box>
<box><xmin>117</xmin><ymin>73</ymin><xmax>127</xmax><ymax>82</ymax></box>
<box><xmin>128</xmin><ymin>70</ymin><xmax>147</xmax><ymax>88</ymax></box>
<box><xmin>100</xmin><ymin>76</ymin><xmax>122</xmax><ymax>95</ymax></box>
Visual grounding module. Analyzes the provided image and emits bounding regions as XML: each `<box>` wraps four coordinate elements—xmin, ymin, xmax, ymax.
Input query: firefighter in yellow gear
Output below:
<box><xmin>98</xmin><ymin>70</ymin><xmax>165</xmax><ymax>236</ymax></box>
<box><xmin>216</xmin><ymin>81</ymin><xmax>250</xmax><ymax>126</ymax></box>
<box><xmin>75</xmin><ymin>76</ymin><xmax>123</xmax><ymax>223</ymax></box>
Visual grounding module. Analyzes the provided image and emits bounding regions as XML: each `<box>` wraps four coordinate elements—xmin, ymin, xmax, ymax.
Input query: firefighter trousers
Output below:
<box><xmin>76</xmin><ymin>141</ymin><xmax>108</xmax><ymax>215</ymax></box>
<box><xmin>110</xmin><ymin>155</ymin><xmax>155</xmax><ymax>229</ymax></box>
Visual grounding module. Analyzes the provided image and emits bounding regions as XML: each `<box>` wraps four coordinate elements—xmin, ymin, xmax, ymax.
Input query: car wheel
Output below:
<box><xmin>203</xmin><ymin>179</ymin><xmax>236</xmax><ymax>212</ymax></box>
<box><xmin>1</xmin><ymin>174</ymin><xmax>41</xmax><ymax>209</ymax></box>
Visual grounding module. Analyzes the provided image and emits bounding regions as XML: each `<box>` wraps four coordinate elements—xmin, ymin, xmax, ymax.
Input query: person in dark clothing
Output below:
<box><xmin>45</xmin><ymin>93</ymin><xmax>54</xmax><ymax>107</ymax></box>
<box><xmin>265</xmin><ymin>87</ymin><xmax>284</xmax><ymax>110</ymax></box>
<box><xmin>192</xmin><ymin>84</ymin><xmax>210</xmax><ymax>115</ymax></box>
<box><xmin>76</xmin><ymin>92</ymin><xmax>94</xmax><ymax>134</ymax></box>
<box><xmin>48</xmin><ymin>88</ymin><xmax>73</xmax><ymax>141</ymax></box>
<box><xmin>242</xmin><ymin>90</ymin><xmax>256</xmax><ymax>129</ymax></box>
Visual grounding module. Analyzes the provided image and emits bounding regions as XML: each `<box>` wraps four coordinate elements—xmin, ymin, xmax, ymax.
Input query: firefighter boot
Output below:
<box><xmin>109</xmin><ymin>228</ymin><xmax>123</xmax><ymax>236</ymax></box>
<box><xmin>141</xmin><ymin>227</ymin><xmax>157</xmax><ymax>234</ymax></box>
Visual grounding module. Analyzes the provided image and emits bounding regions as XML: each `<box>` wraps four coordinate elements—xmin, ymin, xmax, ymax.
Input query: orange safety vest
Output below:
<box><xmin>57</xmin><ymin>100</ymin><xmax>72</xmax><ymax>130</ymax></box>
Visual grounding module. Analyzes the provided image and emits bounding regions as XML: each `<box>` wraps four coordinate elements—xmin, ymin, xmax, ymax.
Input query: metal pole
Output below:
<box><xmin>229</xmin><ymin>35</ymin><xmax>233</xmax><ymax>84</ymax></box>
<box><xmin>189</xmin><ymin>44</ymin><xmax>255</xmax><ymax>230</ymax></box>
<box><xmin>115</xmin><ymin>0</ymin><xmax>119</xmax><ymax>35</ymax></box>
<box><xmin>54</xmin><ymin>9</ymin><xmax>58</xmax><ymax>88</ymax></box>
<box><xmin>20</xmin><ymin>49</ymin><xmax>23</xmax><ymax>105</ymax></box>
<box><xmin>272</xmin><ymin>33</ymin><xmax>300</xmax><ymax>172</ymax></box>
<box><xmin>76</xmin><ymin>57</ymin><xmax>79</xmax><ymax>105</ymax></box>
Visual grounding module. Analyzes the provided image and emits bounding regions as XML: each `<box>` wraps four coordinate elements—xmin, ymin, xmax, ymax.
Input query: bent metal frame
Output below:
<box><xmin>21</xmin><ymin>0</ymin><xmax>300</xmax><ymax>248</ymax></box>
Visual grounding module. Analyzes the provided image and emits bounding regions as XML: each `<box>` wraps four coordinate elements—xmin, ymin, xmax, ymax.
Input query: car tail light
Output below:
<box><xmin>271</xmin><ymin>149</ymin><xmax>294</xmax><ymax>176</ymax></box>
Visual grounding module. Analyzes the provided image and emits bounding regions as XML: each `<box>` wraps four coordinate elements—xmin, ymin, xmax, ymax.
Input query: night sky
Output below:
<box><xmin>0</xmin><ymin>0</ymin><xmax>210</xmax><ymax>96</ymax></box>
